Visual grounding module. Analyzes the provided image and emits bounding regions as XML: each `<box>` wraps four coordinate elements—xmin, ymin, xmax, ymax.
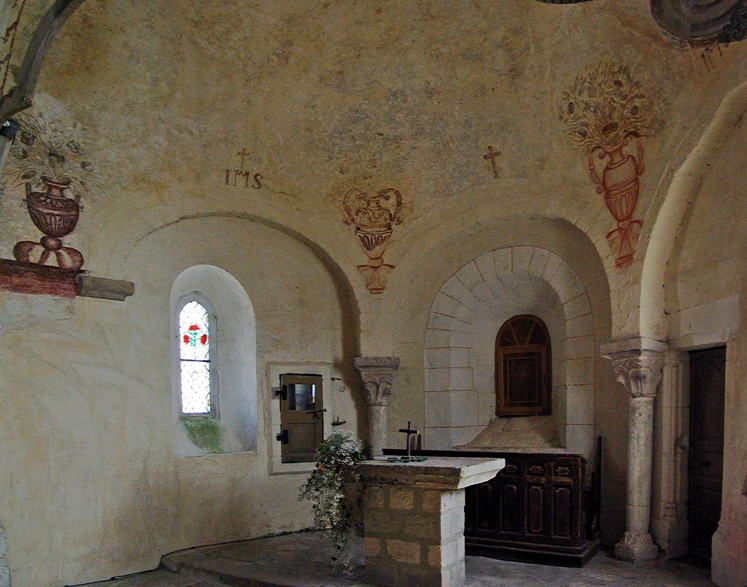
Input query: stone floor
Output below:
<box><xmin>77</xmin><ymin>531</ymin><xmax>715</xmax><ymax>587</ymax></box>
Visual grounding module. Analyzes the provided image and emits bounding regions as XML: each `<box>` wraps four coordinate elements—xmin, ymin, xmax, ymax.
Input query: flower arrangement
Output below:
<box><xmin>341</xmin><ymin>187</ymin><xmax>403</xmax><ymax>231</ymax></box>
<box><xmin>3</xmin><ymin>112</ymin><xmax>100</xmax><ymax>199</ymax></box>
<box><xmin>299</xmin><ymin>430</ymin><xmax>368</xmax><ymax>572</ymax></box>
<box><xmin>559</xmin><ymin>61</ymin><xmax>652</xmax><ymax>153</ymax></box>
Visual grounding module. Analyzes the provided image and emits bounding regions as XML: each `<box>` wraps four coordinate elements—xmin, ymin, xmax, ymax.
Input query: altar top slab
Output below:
<box><xmin>357</xmin><ymin>456</ymin><xmax>505</xmax><ymax>490</ymax></box>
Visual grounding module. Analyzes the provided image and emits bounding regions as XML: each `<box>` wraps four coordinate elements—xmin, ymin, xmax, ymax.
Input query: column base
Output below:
<box><xmin>615</xmin><ymin>532</ymin><xmax>659</xmax><ymax>562</ymax></box>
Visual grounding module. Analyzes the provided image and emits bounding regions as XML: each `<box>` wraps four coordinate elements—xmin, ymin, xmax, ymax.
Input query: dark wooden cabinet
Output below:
<box><xmin>464</xmin><ymin>452</ymin><xmax>596</xmax><ymax>566</ymax></box>
<box><xmin>383</xmin><ymin>449</ymin><xmax>599</xmax><ymax>566</ymax></box>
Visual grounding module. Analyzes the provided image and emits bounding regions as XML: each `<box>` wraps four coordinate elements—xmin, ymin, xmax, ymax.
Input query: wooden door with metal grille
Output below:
<box><xmin>277</xmin><ymin>373</ymin><xmax>324</xmax><ymax>463</ymax></box>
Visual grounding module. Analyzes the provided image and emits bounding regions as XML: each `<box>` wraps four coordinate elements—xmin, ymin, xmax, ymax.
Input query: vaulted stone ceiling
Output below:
<box><xmin>533</xmin><ymin>0</ymin><xmax>747</xmax><ymax>42</ymax></box>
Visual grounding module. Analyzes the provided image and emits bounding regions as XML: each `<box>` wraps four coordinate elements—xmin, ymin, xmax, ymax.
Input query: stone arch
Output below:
<box><xmin>123</xmin><ymin>214</ymin><xmax>365</xmax><ymax>458</ymax></box>
<box><xmin>423</xmin><ymin>245</ymin><xmax>595</xmax><ymax>460</ymax></box>
<box><xmin>640</xmin><ymin>79</ymin><xmax>747</xmax><ymax>340</ymax></box>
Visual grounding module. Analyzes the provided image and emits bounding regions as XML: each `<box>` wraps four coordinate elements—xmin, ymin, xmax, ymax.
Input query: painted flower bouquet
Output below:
<box><xmin>298</xmin><ymin>430</ymin><xmax>368</xmax><ymax>572</ymax></box>
<box><xmin>4</xmin><ymin>112</ymin><xmax>100</xmax><ymax>199</ymax></box>
<box><xmin>559</xmin><ymin>61</ymin><xmax>652</xmax><ymax>153</ymax></box>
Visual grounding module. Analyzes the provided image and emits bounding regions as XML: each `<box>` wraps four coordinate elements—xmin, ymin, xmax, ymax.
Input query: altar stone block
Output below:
<box><xmin>358</xmin><ymin>457</ymin><xmax>504</xmax><ymax>587</ymax></box>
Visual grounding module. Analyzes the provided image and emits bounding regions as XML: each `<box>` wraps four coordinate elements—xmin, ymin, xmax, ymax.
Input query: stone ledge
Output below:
<box><xmin>76</xmin><ymin>274</ymin><xmax>135</xmax><ymax>301</ymax></box>
<box><xmin>0</xmin><ymin>259</ymin><xmax>134</xmax><ymax>301</ymax></box>
<box><xmin>0</xmin><ymin>258</ymin><xmax>80</xmax><ymax>297</ymax></box>
<box><xmin>358</xmin><ymin>457</ymin><xmax>504</xmax><ymax>490</ymax></box>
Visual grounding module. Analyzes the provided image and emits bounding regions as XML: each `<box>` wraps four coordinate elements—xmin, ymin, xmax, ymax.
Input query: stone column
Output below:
<box><xmin>354</xmin><ymin>356</ymin><xmax>400</xmax><ymax>456</ymax></box>
<box><xmin>602</xmin><ymin>339</ymin><xmax>666</xmax><ymax>562</ymax></box>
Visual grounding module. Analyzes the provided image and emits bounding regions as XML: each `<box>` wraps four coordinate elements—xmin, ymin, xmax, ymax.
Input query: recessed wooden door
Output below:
<box><xmin>688</xmin><ymin>347</ymin><xmax>725</xmax><ymax>563</ymax></box>
<box><xmin>495</xmin><ymin>315</ymin><xmax>551</xmax><ymax>416</ymax></box>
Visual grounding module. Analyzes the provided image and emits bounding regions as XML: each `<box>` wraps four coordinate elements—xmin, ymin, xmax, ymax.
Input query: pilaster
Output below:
<box><xmin>651</xmin><ymin>350</ymin><xmax>690</xmax><ymax>558</ymax></box>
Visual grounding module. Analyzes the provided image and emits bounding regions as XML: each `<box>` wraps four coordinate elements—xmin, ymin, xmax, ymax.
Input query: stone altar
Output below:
<box><xmin>358</xmin><ymin>456</ymin><xmax>505</xmax><ymax>587</ymax></box>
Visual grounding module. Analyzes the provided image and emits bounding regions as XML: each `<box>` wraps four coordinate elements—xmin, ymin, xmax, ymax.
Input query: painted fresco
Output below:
<box><xmin>483</xmin><ymin>145</ymin><xmax>502</xmax><ymax>179</ymax></box>
<box><xmin>560</xmin><ymin>62</ymin><xmax>654</xmax><ymax>268</ymax></box>
<box><xmin>341</xmin><ymin>187</ymin><xmax>403</xmax><ymax>294</ymax></box>
<box><xmin>3</xmin><ymin>111</ymin><xmax>99</xmax><ymax>270</ymax></box>
<box><xmin>224</xmin><ymin>148</ymin><xmax>263</xmax><ymax>190</ymax></box>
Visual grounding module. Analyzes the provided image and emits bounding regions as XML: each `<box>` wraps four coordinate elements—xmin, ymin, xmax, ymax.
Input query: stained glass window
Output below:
<box><xmin>179</xmin><ymin>300</ymin><xmax>212</xmax><ymax>414</ymax></box>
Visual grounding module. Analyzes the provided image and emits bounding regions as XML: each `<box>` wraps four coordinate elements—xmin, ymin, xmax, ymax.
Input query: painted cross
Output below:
<box><xmin>236</xmin><ymin>148</ymin><xmax>251</xmax><ymax>171</ymax></box>
<box><xmin>399</xmin><ymin>420</ymin><xmax>419</xmax><ymax>457</ymax></box>
<box><xmin>483</xmin><ymin>145</ymin><xmax>502</xmax><ymax>179</ymax></box>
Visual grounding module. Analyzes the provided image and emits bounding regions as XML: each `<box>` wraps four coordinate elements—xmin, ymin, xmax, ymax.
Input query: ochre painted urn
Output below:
<box><xmin>13</xmin><ymin>177</ymin><xmax>85</xmax><ymax>270</ymax></box>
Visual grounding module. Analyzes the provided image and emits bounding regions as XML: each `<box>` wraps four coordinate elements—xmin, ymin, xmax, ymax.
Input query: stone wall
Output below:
<box><xmin>0</xmin><ymin>216</ymin><xmax>361</xmax><ymax>586</ymax></box>
<box><xmin>364</xmin><ymin>485</ymin><xmax>466</xmax><ymax>586</ymax></box>
<box><xmin>655</xmin><ymin>93</ymin><xmax>747</xmax><ymax>587</ymax></box>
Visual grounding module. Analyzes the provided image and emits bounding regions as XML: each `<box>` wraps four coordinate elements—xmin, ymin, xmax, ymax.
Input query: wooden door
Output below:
<box><xmin>278</xmin><ymin>373</ymin><xmax>324</xmax><ymax>463</ymax></box>
<box><xmin>495</xmin><ymin>315</ymin><xmax>551</xmax><ymax>416</ymax></box>
<box><xmin>688</xmin><ymin>347</ymin><xmax>726</xmax><ymax>563</ymax></box>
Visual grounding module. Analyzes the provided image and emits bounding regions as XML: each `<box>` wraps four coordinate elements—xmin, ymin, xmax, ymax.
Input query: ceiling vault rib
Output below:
<box><xmin>0</xmin><ymin>0</ymin><xmax>86</xmax><ymax>124</ymax></box>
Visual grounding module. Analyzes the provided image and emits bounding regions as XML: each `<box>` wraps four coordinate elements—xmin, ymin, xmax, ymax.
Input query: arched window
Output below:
<box><xmin>178</xmin><ymin>298</ymin><xmax>216</xmax><ymax>416</ymax></box>
<box><xmin>171</xmin><ymin>265</ymin><xmax>257</xmax><ymax>456</ymax></box>
<box><xmin>495</xmin><ymin>314</ymin><xmax>551</xmax><ymax>417</ymax></box>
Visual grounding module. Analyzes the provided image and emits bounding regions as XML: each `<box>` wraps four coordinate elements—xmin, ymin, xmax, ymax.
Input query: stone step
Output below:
<box><xmin>160</xmin><ymin>532</ymin><xmax>368</xmax><ymax>587</ymax></box>
<box><xmin>85</xmin><ymin>568</ymin><xmax>228</xmax><ymax>587</ymax></box>
<box><xmin>80</xmin><ymin>533</ymin><xmax>713</xmax><ymax>587</ymax></box>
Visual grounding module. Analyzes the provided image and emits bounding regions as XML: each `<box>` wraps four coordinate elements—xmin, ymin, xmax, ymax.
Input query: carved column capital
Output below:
<box><xmin>601</xmin><ymin>338</ymin><xmax>667</xmax><ymax>398</ymax></box>
<box><xmin>610</xmin><ymin>351</ymin><xmax>665</xmax><ymax>398</ymax></box>
<box><xmin>354</xmin><ymin>356</ymin><xmax>400</xmax><ymax>406</ymax></box>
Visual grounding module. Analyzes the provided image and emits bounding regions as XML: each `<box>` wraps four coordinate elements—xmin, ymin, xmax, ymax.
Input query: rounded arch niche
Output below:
<box><xmin>423</xmin><ymin>246</ymin><xmax>595</xmax><ymax>459</ymax></box>
<box><xmin>170</xmin><ymin>264</ymin><xmax>257</xmax><ymax>456</ymax></box>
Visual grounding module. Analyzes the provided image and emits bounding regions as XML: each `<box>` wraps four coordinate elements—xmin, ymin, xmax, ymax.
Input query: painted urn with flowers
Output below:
<box><xmin>560</xmin><ymin>62</ymin><xmax>654</xmax><ymax>268</ymax></box>
<box><xmin>5</xmin><ymin>113</ymin><xmax>99</xmax><ymax>271</ymax></box>
<box><xmin>14</xmin><ymin>177</ymin><xmax>83</xmax><ymax>270</ymax></box>
<box><xmin>341</xmin><ymin>187</ymin><xmax>403</xmax><ymax>294</ymax></box>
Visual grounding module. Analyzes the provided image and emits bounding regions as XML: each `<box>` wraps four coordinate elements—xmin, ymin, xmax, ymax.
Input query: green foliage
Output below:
<box><xmin>299</xmin><ymin>430</ymin><xmax>367</xmax><ymax>573</ymax></box>
<box><xmin>182</xmin><ymin>417</ymin><xmax>225</xmax><ymax>454</ymax></box>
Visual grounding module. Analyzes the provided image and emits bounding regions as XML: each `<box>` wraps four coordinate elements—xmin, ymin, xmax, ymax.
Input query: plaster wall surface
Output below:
<box><xmin>0</xmin><ymin>216</ymin><xmax>359</xmax><ymax>587</ymax></box>
<box><xmin>1</xmin><ymin>1</ymin><xmax>747</xmax><ymax>585</ymax></box>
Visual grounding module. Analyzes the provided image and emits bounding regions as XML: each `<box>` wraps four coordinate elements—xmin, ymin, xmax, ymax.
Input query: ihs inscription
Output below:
<box><xmin>224</xmin><ymin>148</ymin><xmax>262</xmax><ymax>190</ymax></box>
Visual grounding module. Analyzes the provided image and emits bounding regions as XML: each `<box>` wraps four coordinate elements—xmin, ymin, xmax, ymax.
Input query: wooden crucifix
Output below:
<box><xmin>399</xmin><ymin>420</ymin><xmax>419</xmax><ymax>457</ymax></box>
<box><xmin>483</xmin><ymin>145</ymin><xmax>502</xmax><ymax>179</ymax></box>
